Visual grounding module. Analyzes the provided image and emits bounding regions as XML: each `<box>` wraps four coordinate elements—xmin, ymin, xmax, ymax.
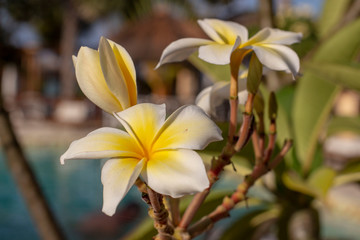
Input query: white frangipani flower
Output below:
<box><xmin>196</xmin><ymin>71</ymin><xmax>248</xmax><ymax>120</ymax></box>
<box><xmin>61</xmin><ymin>103</ymin><xmax>222</xmax><ymax>216</ymax></box>
<box><xmin>73</xmin><ymin>37</ymin><xmax>137</xmax><ymax>113</ymax></box>
<box><xmin>157</xmin><ymin>18</ymin><xmax>302</xmax><ymax>78</ymax></box>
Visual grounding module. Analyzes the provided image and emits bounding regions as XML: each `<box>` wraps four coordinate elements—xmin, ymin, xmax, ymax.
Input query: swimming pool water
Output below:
<box><xmin>0</xmin><ymin>147</ymin><xmax>147</xmax><ymax>240</ymax></box>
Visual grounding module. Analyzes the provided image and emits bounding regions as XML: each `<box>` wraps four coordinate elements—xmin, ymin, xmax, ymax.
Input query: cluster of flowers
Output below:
<box><xmin>61</xmin><ymin>19</ymin><xmax>301</xmax><ymax>216</ymax></box>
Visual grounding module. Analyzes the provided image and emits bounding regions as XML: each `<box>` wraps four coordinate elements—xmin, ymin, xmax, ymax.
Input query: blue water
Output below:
<box><xmin>0</xmin><ymin>147</ymin><xmax>147</xmax><ymax>240</ymax></box>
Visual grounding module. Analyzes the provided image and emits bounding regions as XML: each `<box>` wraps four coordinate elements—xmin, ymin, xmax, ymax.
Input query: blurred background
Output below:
<box><xmin>0</xmin><ymin>0</ymin><xmax>360</xmax><ymax>239</ymax></box>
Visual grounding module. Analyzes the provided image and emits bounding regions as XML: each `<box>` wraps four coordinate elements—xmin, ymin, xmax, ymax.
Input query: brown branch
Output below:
<box><xmin>234</xmin><ymin>93</ymin><xmax>255</xmax><ymax>152</ymax></box>
<box><xmin>264</xmin><ymin>120</ymin><xmax>276</xmax><ymax>164</ymax></box>
<box><xmin>178</xmin><ymin>143</ymin><xmax>234</xmax><ymax>229</ymax></box>
<box><xmin>251</xmin><ymin>131</ymin><xmax>262</xmax><ymax>165</ymax></box>
<box><xmin>188</xmin><ymin>140</ymin><xmax>293</xmax><ymax>238</ymax></box>
<box><xmin>147</xmin><ymin>188</ymin><xmax>174</xmax><ymax>240</ymax></box>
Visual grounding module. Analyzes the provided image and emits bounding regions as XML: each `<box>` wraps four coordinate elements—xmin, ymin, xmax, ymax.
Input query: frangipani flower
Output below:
<box><xmin>61</xmin><ymin>103</ymin><xmax>222</xmax><ymax>216</ymax></box>
<box><xmin>73</xmin><ymin>37</ymin><xmax>137</xmax><ymax>113</ymax></box>
<box><xmin>156</xmin><ymin>18</ymin><xmax>302</xmax><ymax>78</ymax></box>
<box><xmin>196</xmin><ymin>71</ymin><xmax>248</xmax><ymax>120</ymax></box>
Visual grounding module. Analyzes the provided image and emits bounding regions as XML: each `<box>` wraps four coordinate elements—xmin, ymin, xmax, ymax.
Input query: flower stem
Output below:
<box><xmin>179</xmin><ymin>49</ymin><xmax>251</xmax><ymax>232</ymax></box>
<box><xmin>264</xmin><ymin>119</ymin><xmax>276</xmax><ymax>164</ymax></box>
<box><xmin>178</xmin><ymin>142</ymin><xmax>235</xmax><ymax>230</ymax></box>
<box><xmin>188</xmin><ymin>140</ymin><xmax>293</xmax><ymax>238</ymax></box>
<box><xmin>147</xmin><ymin>188</ymin><xmax>174</xmax><ymax>239</ymax></box>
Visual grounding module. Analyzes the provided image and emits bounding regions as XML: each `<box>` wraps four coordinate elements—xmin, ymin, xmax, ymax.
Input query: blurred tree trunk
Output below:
<box><xmin>0</xmin><ymin>64</ymin><xmax>65</xmax><ymax>240</ymax></box>
<box><xmin>259</xmin><ymin>0</ymin><xmax>275</xmax><ymax>28</ymax></box>
<box><xmin>59</xmin><ymin>0</ymin><xmax>78</xmax><ymax>98</ymax></box>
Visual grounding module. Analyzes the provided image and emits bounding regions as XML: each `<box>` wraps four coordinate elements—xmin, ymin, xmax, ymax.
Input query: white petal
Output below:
<box><xmin>101</xmin><ymin>158</ymin><xmax>145</xmax><ymax>216</ymax></box>
<box><xmin>153</xmin><ymin>105</ymin><xmax>222</xmax><ymax>150</ymax></box>
<box><xmin>251</xmin><ymin>44</ymin><xmax>300</xmax><ymax>78</ymax></box>
<box><xmin>142</xmin><ymin>150</ymin><xmax>209</xmax><ymax>198</ymax></box>
<box><xmin>107</xmin><ymin>38</ymin><xmax>137</xmax><ymax>106</ymax></box>
<box><xmin>198</xmin><ymin>43</ymin><xmax>234</xmax><ymax>65</ymax></box>
<box><xmin>156</xmin><ymin>38</ymin><xmax>213</xmax><ymax>68</ymax></box>
<box><xmin>246</xmin><ymin>28</ymin><xmax>302</xmax><ymax>46</ymax></box>
<box><xmin>99</xmin><ymin>37</ymin><xmax>132</xmax><ymax>109</ymax></box>
<box><xmin>209</xmin><ymin>81</ymin><xmax>230</xmax><ymax>117</ymax></box>
<box><xmin>195</xmin><ymin>86</ymin><xmax>212</xmax><ymax>115</ymax></box>
<box><xmin>60</xmin><ymin>127</ymin><xmax>142</xmax><ymax>164</ymax></box>
<box><xmin>199</xmin><ymin>19</ymin><xmax>248</xmax><ymax>44</ymax></box>
<box><xmin>114</xmin><ymin>103</ymin><xmax>166</xmax><ymax>150</ymax></box>
<box><xmin>74</xmin><ymin>47</ymin><xmax>123</xmax><ymax>113</ymax></box>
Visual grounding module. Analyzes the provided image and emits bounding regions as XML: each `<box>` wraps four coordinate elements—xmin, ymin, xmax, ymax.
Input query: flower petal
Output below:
<box><xmin>107</xmin><ymin>38</ymin><xmax>137</xmax><ymax>106</ymax></box>
<box><xmin>196</xmin><ymin>78</ymin><xmax>247</xmax><ymax>119</ymax></box>
<box><xmin>142</xmin><ymin>149</ymin><xmax>209</xmax><ymax>198</ymax></box>
<box><xmin>101</xmin><ymin>158</ymin><xmax>145</xmax><ymax>216</ymax></box>
<box><xmin>251</xmin><ymin>44</ymin><xmax>300</xmax><ymax>78</ymax></box>
<box><xmin>245</xmin><ymin>27</ymin><xmax>302</xmax><ymax>46</ymax></box>
<box><xmin>195</xmin><ymin>86</ymin><xmax>212</xmax><ymax>115</ymax></box>
<box><xmin>198</xmin><ymin>43</ymin><xmax>234</xmax><ymax>65</ymax></box>
<box><xmin>99</xmin><ymin>37</ymin><xmax>132</xmax><ymax>109</ymax></box>
<box><xmin>156</xmin><ymin>38</ymin><xmax>213</xmax><ymax>68</ymax></box>
<box><xmin>153</xmin><ymin>105</ymin><xmax>222</xmax><ymax>150</ymax></box>
<box><xmin>199</xmin><ymin>19</ymin><xmax>248</xmax><ymax>44</ymax></box>
<box><xmin>74</xmin><ymin>47</ymin><xmax>122</xmax><ymax>113</ymax></box>
<box><xmin>114</xmin><ymin>103</ymin><xmax>166</xmax><ymax>151</ymax></box>
<box><xmin>60</xmin><ymin>127</ymin><xmax>142</xmax><ymax>164</ymax></box>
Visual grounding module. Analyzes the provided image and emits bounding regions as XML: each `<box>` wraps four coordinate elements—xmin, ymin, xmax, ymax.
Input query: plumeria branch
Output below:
<box><xmin>147</xmin><ymin>188</ymin><xmax>175</xmax><ymax>240</ymax></box>
<box><xmin>185</xmin><ymin>55</ymin><xmax>261</xmax><ymax>233</ymax></box>
<box><xmin>264</xmin><ymin>119</ymin><xmax>277</xmax><ymax>164</ymax></box>
<box><xmin>228</xmin><ymin>49</ymin><xmax>251</xmax><ymax>142</ymax></box>
<box><xmin>188</xmin><ymin>139</ymin><xmax>293</xmax><ymax>238</ymax></box>
<box><xmin>178</xmin><ymin>80</ymin><xmax>256</xmax><ymax>231</ymax></box>
<box><xmin>135</xmin><ymin>179</ymin><xmax>175</xmax><ymax>239</ymax></box>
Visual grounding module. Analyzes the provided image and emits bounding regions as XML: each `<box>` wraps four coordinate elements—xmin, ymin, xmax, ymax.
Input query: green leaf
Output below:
<box><xmin>260</xmin><ymin>85</ymin><xmax>292</xmax><ymax>143</ymax></box>
<box><xmin>268</xmin><ymin>92</ymin><xmax>278</xmax><ymax>121</ymax></box>
<box><xmin>293</xmin><ymin>73</ymin><xmax>340</xmax><ymax>173</ymax></box>
<box><xmin>334</xmin><ymin>161</ymin><xmax>360</xmax><ymax>186</ymax></box>
<box><xmin>293</xmin><ymin>19</ymin><xmax>360</xmax><ymax>174</ymax></box>
<box><xmin>247</xmin><ymin>53</ymin><xmax>263</xmax><ymax>94</ymax></box>
<box><xmin>318</xmin><ymin>0</ymin><xmax>351</xmax><ymax>38</ymax></box>
<box><xmin>283</xmin><ymin>167</ymin><xmax>336</xmax><ymax>198</ymax></box>
<box><xmin>282</xmin><ymin>171</ymin><xmax>316</xmax><ymax>197</ymax></box>
<box><xmin>305</xmin><ymin>62</ymin><xmax>360</xmax><ymax>91</ymax></box>
<box><xmin>189</xmin><ymin>54</ymin><xmax>230</xmax><ymax>82</ymax></box>
<box><xmin>313</xmin><ymin>18</ymin><xmax>360</xmax><ymax>62</ymax></box>
<box><xmin>307</xmin><ymin>167</ymin><xmax>336</xmax><ymax>197</ymax></box>
<box><xmin>327</xmin><ymin>116</ymin><xmax>360</xmax><ymax>136</ymax></box>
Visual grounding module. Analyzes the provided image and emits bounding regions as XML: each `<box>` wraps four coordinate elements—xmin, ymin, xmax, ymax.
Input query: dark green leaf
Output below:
<box><xmin>268</xmin><ymin>92</ymin><xmax>278</xmax><ymax>121</ymax></box>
